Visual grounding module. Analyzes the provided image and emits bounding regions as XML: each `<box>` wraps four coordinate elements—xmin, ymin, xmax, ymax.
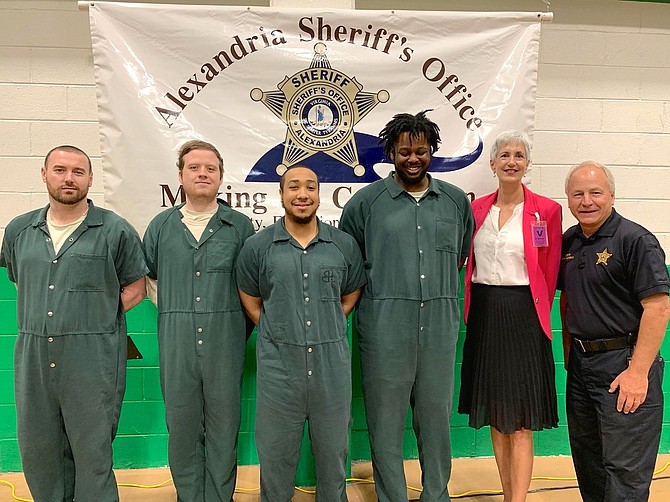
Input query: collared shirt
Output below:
<box><xmin>0</xmin><ymin>201</ymin><xmax>148</xmax><ymax>337</ymax></box>
<box><xmin>558</xmin><ymin>209</ymin><xmax>669</xmax><ymax>339</ymax></box>
<box><xmin>236</xmin><ymin>218</ymin><xmax>365</xmax><ymax>347</ymax></box>
<box><xmin>339</xmin><ymin>173</ymin><xmax>474</xmax><ymax>342</ymax></box>
<box><xmin>143</xmin><ymin>200</ymin><xmax>254</xmax><ymax>343</ymax></box>
<box><xmin>472</xmin><ymin>203</ymin><xmax>529</xmax><ymax>285</ymax></box>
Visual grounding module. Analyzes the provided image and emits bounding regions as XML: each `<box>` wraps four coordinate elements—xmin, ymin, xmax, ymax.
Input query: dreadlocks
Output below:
<box><xmin>378</xmin><ymin>110</ymin><xmax>441</xmax><ymax>161</ymax></box>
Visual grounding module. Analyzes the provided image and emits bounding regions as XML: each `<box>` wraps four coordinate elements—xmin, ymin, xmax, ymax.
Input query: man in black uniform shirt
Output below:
<box><xmin>559</xmin><ymin>160</ymin><xmax>670</xmax><ymax>502</ymax></box>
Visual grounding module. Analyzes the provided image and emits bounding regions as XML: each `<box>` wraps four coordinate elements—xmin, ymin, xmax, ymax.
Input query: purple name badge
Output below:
<box><xmin>531</xmin><ymin>220</ymin><xmax>548</xmax><ymax>247</ymax></box>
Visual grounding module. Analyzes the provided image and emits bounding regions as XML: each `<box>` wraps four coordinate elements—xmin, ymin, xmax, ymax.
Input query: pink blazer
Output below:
<box><xmin>463</xmin><ymin>185</ymin><xmax>562</xmax><ymax>340</ymax></box>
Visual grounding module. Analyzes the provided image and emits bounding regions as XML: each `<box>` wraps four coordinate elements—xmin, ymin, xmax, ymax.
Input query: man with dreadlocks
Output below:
<box><xmin>340</xmin><ymin>111</ymin><xmax>474</xmax><ymax>501</ymax></box>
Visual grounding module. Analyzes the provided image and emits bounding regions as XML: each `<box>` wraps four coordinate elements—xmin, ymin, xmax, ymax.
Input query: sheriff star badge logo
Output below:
<box><xmin>596</xmin><ymin>248</ymin><xmax>612</xmax><ymax>266</ymax></box>
<box><xmin>250</xmin><ymin>42</ymin><xmax>389</xmax><ymax>177</ymax></box>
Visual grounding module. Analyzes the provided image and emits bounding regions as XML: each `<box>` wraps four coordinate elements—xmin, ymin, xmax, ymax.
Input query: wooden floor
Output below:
<box><xmin>2</xmin><ymin>454</ymin><xmax>670</xmax><ymax>501</ymax></box>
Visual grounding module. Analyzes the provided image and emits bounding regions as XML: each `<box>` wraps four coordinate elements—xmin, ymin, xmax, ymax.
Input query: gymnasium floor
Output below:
<box><xmin>2</xmin><ymin>454</ymin><xmax>670</xmax><ymax>501</ymax></box>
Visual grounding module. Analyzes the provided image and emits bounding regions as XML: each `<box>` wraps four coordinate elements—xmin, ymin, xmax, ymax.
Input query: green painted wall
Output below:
<box><xmin>1</xmin><ymin>270</ymin><xmax>670</xmax><ymax>485</ymax></box>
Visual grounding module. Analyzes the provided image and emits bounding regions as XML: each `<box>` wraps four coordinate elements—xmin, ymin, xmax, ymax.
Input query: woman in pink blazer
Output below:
<box><xmin>459</xmin><ymin>131</ymin><xmax>562</xmax><ymax>502</ymax></box>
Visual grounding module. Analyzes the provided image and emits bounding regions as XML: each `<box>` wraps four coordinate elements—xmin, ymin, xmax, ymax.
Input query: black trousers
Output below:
<box><xmin>567</xmin><ymin>342</ymin><xmax>664</xmax><ymax>502</ymax></box>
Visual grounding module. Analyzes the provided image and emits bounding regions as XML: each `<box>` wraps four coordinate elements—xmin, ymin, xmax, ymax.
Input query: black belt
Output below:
<box><xmin>572</xmin><ymin>334</ymin><xmax>637</xmax><ymax>354</ymax></box>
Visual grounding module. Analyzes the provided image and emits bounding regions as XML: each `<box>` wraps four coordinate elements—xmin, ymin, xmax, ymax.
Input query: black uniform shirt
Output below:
<box><xmin>558</xmin><ymin>209</ymin><xmax>669</xmax><ymax>339</ymax></box>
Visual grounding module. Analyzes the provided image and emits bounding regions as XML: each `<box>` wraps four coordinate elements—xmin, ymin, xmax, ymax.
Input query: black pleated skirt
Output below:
<box><xmin>458</xmin><ymin>284</ymin><xmax>558</xmax><ymax>433</ymax></box>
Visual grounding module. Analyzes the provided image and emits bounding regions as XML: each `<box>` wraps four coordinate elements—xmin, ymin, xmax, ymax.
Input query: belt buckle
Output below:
<box><xmin>575</xmin><ymin>338</ymin><xmax>587</xmax><ymax>353</ymax></box>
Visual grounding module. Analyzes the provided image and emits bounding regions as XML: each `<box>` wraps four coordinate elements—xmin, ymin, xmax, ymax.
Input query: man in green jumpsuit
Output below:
<box><xmin>143</xmin><ymin>140</ymin><xmax>254</xmax><ymax>501</ymax></box>
<box><xmin>340</xmin><ymin>112</ymin><xmax>474</xmax><ymax>501</ymax></box>
<box><xmin>236</xmin><ymin>166</ymin><xmax>365</xmax><ymax>502</ymax></box>
<box><xmin>0</xmin><ymin>145</ymin><xmax>147</xmax><ymax>502</ymax></box>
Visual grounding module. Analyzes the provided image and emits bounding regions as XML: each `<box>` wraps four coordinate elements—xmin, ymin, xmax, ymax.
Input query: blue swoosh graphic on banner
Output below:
<box><xmin>245</xmin><ymin>133</ymin><xmax>483</xmax><ymax>183</ymax></box>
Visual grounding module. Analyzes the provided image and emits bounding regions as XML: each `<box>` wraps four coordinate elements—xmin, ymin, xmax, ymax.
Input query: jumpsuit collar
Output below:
<box><xmin>32</xmin><ymin>200</ymin><xmax>102</xmax><ymax>258</ymax></box>
<box><xmin>384</xmin><ymin>172</ymin><xmax>440</xmax><ymax>199</ymax></box>
<box><xmin>31</xmin><ymin>199</ymin><xmax>102</xmax><ymax>229</ymax></box>
<box><xmin>175</xmin><ymin>199</ymin><xmax>236</xmax><ymax>246</ymax></box>
<box><xmin>273</xmin><ymin>217</ymin><xmax>334</xmax><ymax>245</ymax></box>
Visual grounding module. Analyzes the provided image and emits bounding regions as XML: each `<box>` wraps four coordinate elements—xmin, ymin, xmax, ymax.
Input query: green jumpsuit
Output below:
<box><xmin>0</xmin><ymin>201</ymin><xmax>148</xmax><ymax>502</ymax></box>
<box><xmin>142</xmin><ymin>201</ymin><xmax>253</xmax><ymax>501</ymax></box>
<box><xmin>340</xmin><ymin>173</ymin><xmax>474</xmax><ymax>502</ymax></box>
<box><xmin>235</xmin><ymin>219</ymin><xmax>365</xmax><ymax>502</ymax></box>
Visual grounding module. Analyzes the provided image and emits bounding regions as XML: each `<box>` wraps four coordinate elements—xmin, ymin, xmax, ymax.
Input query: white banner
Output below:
<box><xmin>89</xmin><ymin>2</ymin><xmax>543</xmax><ymax>234</ymax></box>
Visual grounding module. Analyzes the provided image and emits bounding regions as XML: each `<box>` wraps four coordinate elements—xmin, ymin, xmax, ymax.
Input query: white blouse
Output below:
<box><xmin>471</xmin><ymin>203</ymin><xmax>529</xmax><ymax>286</ymax></box>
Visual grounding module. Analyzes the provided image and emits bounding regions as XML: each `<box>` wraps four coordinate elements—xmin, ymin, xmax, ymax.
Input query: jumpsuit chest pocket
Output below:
<box><xmin>206</xmin><ymin>239</ymin><xmax>236</xmax><ymax>272</ymax></box>
<box><xmin>436</xmin><ymin>217</ymin><xmax>459</xmax><ymax>253</ymax></box>
<box><xmin>68</xmin><ymin>253</ymin><xmax>106</xmax><ymax>292</ymax></box>
<box><xmin>319</xmin><ymin>265</ymin><xmax>346</xmax><ymax>301</ymax></box>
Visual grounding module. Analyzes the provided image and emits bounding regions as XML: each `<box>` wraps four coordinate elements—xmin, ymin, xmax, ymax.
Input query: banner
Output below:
<box><xmin>89</xmin><ymin>2</ymin><xmax>543</xmax><ymax>234</ymax></box>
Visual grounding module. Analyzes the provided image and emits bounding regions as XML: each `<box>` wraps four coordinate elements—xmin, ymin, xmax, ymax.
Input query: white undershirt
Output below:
<box><xmin>471</xmin><ymin>203</ymin><xmax>529</xmax><ymax>286</ymax></box>
<box><xmin>408</xmin><ymin>189</ymin><xmax>428</xmax><ymax>202</ymax></box>
<box><xmin>180</xmin><ymin>205</ymin><xmax>218</xmax><ymax>241</ymax></box>
<box><xmin>47</xmin><ymin>210</ymin><xmax>87</xmax><ymax>254</ymax></box>
<box><xmin>147</xmin><ymin>205</ymin><xmax>218</xmax><ymax>306</ymax></box>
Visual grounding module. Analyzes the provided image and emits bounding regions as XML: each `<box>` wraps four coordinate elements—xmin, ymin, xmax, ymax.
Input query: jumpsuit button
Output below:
<box><xmin>420</xmin><ymin>274</ymin><xmax>425</xmax><ymax>279</ymax></box>
<box><xmin>197</xmin><ymin>327</ymin><xmax>203</xmax><ymax>333</ymax></box>
<box><xmin>68</xmin><ymin>238</ymin><xmax>73</xmax><ymax>242</ymax></box>
<box><xmin>420</xmin><ymin>326</ymin><xmax>424</xmax><ymax>331</ymax></box>
<box><xmin>420</xmin><ymin>302</ymin><xmax>424</xmax><ymax>308</ymax></box>
<box><xmin>47</xmin><ymin>311</ymin><xmax>53</xmax><ymax>317</ymax></box>
<box><xmin>46</xmin><ymin>238</ymin><xmax>51</xmax><ymax>242</ymax></box>
<box><xmin>47</xmin><ymin>337</ymin><xmax>54</xmax><ymax>343</ymax></box>
<box><xmin>49</xmin><ymin>285</ymin><xmax>54</xmax><ymax>290</ymax></box>
<box><xmin>308</xmin><ymin>370</ymin><xmax>313</xmax><ymax>376</ymax></box>
<box><xmin>198</xmin><ymin>340</ymin><xmax>203</xmax><ymax>345</ymax></box>
<box><xmin>52</xmin><ymin>259</ymin><xmax>58</xmax><ymax>264</ymax></box>
<box><xmin>417</xmin><ymin>203</ymin><xmax>420</xmax><ymax>207</ymax></box>
<box><xmin>303</xmin><ymin>273</ymin><xmax>309</xmax><ymax>278</ymax></box>
<box><xmin>306</xmin><ymin>321</ymin><xmax>312</xmax><ymax>327</ymax></box>
<box><xmin>305</xmin><ymin>297</ymin><xmax>310</xmax><ymax>302</ymax></box>
<box><xmin>50</xmin><ymin>362</ymin><xmax>56</xmax><ymax>368</ymax></box>
<box><xmin>195</xmin><ymin>296</ymin><xmax>201</xmax><ymax>302</ymax></box>
<box><xmin>417</xmin><ymin>225</ymin><xmax>421</xmax><ymax>230</ymax></box>
<box><xmin>209</xmin><ymin>229</ymin><xmax>213</xmax><ymax>233</ymax></box>
<box><xmin>303</xmin><ymin>250</ymin><xmax>307</xmax><ymax>254</ymax></box>
<box><xmin>308</xmin><ymin>347</ymin><xmax>313</xmax><ymax>353</ymax></box>
<box><xmin>419</xmin><ymin>250</ymin><xmax>423</xmax><ymax>255</ymax></box>
<box><xmin>195</xmin><ymin>271</ymin><xmax>201</xmax><ymax>277</ymax></box>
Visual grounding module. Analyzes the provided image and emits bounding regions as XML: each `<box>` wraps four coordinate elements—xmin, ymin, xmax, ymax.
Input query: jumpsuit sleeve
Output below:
<box><xmin>0</xmin><ymin>221</ymin><xmax>18</xmax><ymax>282</ymax></box>
<box><xmin>339</xmin><ymin>195</ymin><xmax>367</xmax><ymax>260</ymax></box>
<box><xmin>233</xmin><ymin>216</ymin><xmax>258</xmax><ymax>338</ymax></box>
<box><xmin>112</xmin><ymin>218</ymin><xmax>150</xmax><ymax>287</ymax></box>
<box><xmin>239</xmin><ymin>217</ymin><xmax>255</xmax><ymax>241</ymax></box>
<box><xmin>235</xmin><ymin>239</ymin><xmax>261</xmax><ymax>298</ymax></box>
<box><xmin>342</xmin><ymin>236</ymin><xmax>366</xmax><ymax>295</ymax></box>
<box><xmin>142</xmin><ymin>217</ymin><xmax>160</xmax><ymax>281</ymax></box>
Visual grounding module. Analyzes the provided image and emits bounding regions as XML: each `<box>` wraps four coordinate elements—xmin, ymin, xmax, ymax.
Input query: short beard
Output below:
<box><xmin>282</xmin><ymin>198</ymin><xmax>319</xmax><ymax>225</ymax></box>
<box><xmin>48</xmin><ymin>187</ymin><xmax>87</xmax><ymax>205</ymax></box>
<box><xmin>395</xmin><ymin>168</ymin><xmax>427</xmax><ymax>188</ymax></box>
<box><xmin>287</xmin><ymin>212</ymin><xmax>316</xmax><ymax>225</ymax></box>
